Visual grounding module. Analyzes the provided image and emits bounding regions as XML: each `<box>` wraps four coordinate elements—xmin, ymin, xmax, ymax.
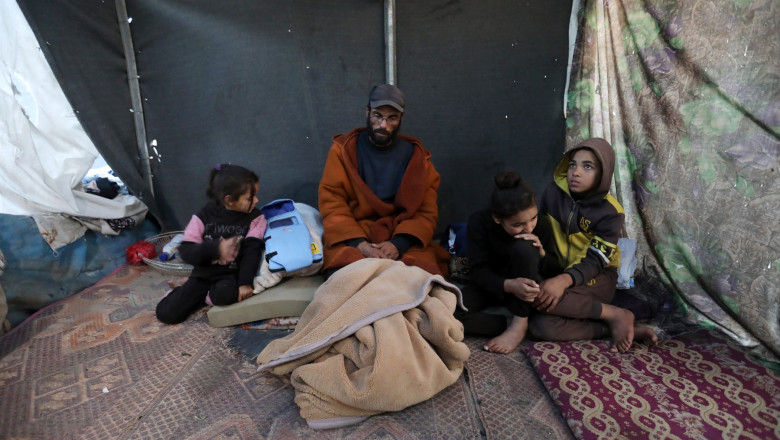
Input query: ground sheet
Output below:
<box><xmin>525</xmin><ymin>331</ymin><xmax>780</xmax><ymax>440</ymax></box>
<box><xmin>0</xmin><ymin>265</ymin><xmax>571</xmax><ymax>440</ymax></box>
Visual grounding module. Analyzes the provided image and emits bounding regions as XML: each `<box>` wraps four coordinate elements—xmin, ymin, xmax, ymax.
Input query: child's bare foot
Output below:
<box><xmin>484</xmin><ymin>316</ymin><xmax>528</xmax><ymax>354</ymax></box>
<box><xmin>634</xmin><ymin>325</ymin><xmax>659</xmax><ymax>347</ymax></box>
<box><xmin>601</xmin><ymin>305</ymin><xmax>635</xmax><ymax>353</ymax></box>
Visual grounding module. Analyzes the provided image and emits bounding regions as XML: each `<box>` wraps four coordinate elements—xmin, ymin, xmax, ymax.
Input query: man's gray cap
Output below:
<box><xmin>369</xmin><ymin>84</ymin><xmax>405</xmax><ymax>113</ymax></box>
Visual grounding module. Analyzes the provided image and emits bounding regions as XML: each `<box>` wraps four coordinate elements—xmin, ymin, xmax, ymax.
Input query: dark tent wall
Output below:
<box><xmin>129</xmin><ymin>0</ymin><xmax>385</xmax><ymax>229</ymax></box>
<box><xmin>16</xmin><ymin>0</ymin><xmax>572</xmax><ymax>233</ymax></box>
<box><xmin>397</xmin><ymin>2</ymin><xmax>570</xmax><ymax>229</ymax></box>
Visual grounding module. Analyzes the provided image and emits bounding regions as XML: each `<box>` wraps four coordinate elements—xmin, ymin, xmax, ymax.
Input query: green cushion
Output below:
<box><xmin>207</xmin><ymin>275</ymin><xmax>324</xmax><ymax>327</ymax></box>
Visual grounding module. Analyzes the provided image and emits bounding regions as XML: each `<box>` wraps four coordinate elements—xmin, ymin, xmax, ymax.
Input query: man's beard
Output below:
<box><xmin>366</xmin><ymin>117</ymin><xmax>401</xmax><ymax>147</ymax></box>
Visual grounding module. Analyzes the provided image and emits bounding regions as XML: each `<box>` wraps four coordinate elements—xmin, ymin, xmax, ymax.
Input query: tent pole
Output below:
<box><xmin>384</xmin><ymin>0</ymin><xmax>397</xmax><ymax>85</ymax></box>
<box><xmin>115</xmin><ymin>0</ymin><xmax>154</xmax><ymax>197</ymax></box>
<box><xmin>564</xmin><ymin>0</ymin><xmax>582</xmax><ymax>119</ymax></box>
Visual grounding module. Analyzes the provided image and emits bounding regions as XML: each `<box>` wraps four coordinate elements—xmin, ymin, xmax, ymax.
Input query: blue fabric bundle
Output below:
<box><xmin>260</xmin><ymin>199</ymin><xmax>322</xmax><ymax>273</ymax></box>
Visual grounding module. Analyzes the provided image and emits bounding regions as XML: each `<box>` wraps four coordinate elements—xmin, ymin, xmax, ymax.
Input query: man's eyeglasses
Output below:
<box><xmin>369</xmin><ymin>112</ymin><xmax>401</xmax><ymax>125</ymax></box>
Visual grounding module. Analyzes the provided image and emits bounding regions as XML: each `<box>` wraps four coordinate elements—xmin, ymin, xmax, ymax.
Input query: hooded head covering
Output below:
<box><xmin>554</xmin><ymin>137</ymin><xmax>615</xmax><ymax>198</ymax></box>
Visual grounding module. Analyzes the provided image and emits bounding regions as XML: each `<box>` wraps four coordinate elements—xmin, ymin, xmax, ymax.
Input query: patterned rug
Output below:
<box><xmin>0</xmin><ymin>265</ymin><xmax>572</xmax><ymax>440</ymax></box>
<box><xmin>524</xmin><ymin>330</ymin><xmax>780</xmax><ymax>440</ymax></box>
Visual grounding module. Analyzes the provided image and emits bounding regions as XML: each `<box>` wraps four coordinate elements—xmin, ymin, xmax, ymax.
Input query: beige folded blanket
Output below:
<box><xmin>256</xmin><ymin>258</ymin><xmax>470</xmax><ymax>429</ymax></box>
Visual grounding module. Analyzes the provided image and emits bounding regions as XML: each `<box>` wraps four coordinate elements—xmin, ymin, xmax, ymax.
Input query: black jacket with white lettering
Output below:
<box><xmin>538</xmin><ymin>138</ymin><xmax>624</xmax><ymax>287</ymax></box>
<box><xmin>178</xmin><ymin>202</ymin><xmax>265</xmax><ymax>286</ymax></box>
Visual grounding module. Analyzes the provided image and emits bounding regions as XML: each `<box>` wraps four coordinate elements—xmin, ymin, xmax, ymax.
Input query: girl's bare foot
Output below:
<box><xmin>484</xmin><ymin>316</ymin><xmax>528</xmax><ymax>354</ymax></box>
<box><xmin>601</xmin><ymin>305</ymin><xmax>635</xmax><ymax>353</ymax></box>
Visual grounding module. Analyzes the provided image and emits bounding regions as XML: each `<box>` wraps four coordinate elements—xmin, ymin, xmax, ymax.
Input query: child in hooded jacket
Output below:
<box><xmin>156</xmin><ymin>164</ymin><xmax>266</xmax><ymax>324</ymax></box>
<box><xmin>530</xmin><ymin>138</ymin><xmax>657</xmax><ymax>352</ymax></box>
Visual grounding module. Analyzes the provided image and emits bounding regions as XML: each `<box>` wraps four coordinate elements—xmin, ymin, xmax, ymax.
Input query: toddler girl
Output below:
<box><xmin>156</xmin><ymin>164</ymin><xmax>266</xmax><ymax>324</ymax></box>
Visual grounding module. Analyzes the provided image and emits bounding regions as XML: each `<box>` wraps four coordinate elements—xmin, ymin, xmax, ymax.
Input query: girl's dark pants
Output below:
<box><xmin>455</xmin><ymin>239</ymin><xmax>538</xmax><ymax>337</ymax></box>
<box><xmin>455</xmin><ymin>237</ymin><xmax>619</xmax><ymax>342</ymax></box>
<box><xmin>156</xmin><ymin>275</ymin><xmax>240</xmax><ymax>324</ymax></box>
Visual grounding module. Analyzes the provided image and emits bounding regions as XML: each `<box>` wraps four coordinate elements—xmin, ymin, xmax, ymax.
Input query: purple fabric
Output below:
<box><xmin>524</xmin><ymin>330</ymin><xmax>780</xmax><ymax>440</ymax></box>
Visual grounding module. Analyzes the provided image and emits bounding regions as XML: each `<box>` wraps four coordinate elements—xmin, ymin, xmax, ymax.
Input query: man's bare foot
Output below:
<box><xmin>601</xmin><ymin>305</ymin><xmax>635</xmax><ymax>353</ymax></box>
<box><xmin>484</xmin><ymin>316</ymin><xmax>528</xmax><ymax>354</ymax></box>
<box><xmin>634</xmin><ymin>325</ymin><xmax>659</xmax><ymax>347</ymax></box>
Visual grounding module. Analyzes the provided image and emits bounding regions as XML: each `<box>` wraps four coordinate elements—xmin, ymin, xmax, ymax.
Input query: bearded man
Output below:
<box><xmin>317</xmin><ymin>84</ymin><xmax>449</xmax><ymax>277</ymax></box>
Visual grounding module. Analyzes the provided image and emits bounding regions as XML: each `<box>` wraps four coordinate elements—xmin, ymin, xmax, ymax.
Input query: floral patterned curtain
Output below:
<box><xmin>564</xmin><ymin>0</ymin><xmax>779</xmax><ymax>362</ymax></box>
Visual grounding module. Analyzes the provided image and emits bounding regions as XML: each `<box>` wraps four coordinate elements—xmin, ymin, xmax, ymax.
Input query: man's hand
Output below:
<box><xmin>357</xmin><ymin>241</ymin><xmax>399</xmax><ymax>259</ymax></box>
<box><xmin>237</xmin><ymin>285</ymin><xmax>253</xmax><ymax>302</ymax></box>
<box><xmin>371</xmin><ymin>241</ymin><xmax>399</xmax><ymax>260</ymax></box>
<box><xmin>534</xmin><ymin>274</ymin><xmax>570</xmax><ymax>311</ymax></box>
<box><xmin>357</xmin><ymin>241</ymin><xmax>383</xmax><ymax>258</ymax></box>
<box><xmin>504</xmin><ymin>277</ymin><xmax>540</xmax><ymax>302</ymax></box>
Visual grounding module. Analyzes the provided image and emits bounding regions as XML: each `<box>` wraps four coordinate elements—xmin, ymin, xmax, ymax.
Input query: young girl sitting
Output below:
<box><xmin>156</xmin><ymin>164</ymin><xmax>266</xmax><ymax>324</ymax></box>
<box><xmin>455</xmin><ymin>171</ymin><xmax>545</xmax><ymax>354</ymax></box>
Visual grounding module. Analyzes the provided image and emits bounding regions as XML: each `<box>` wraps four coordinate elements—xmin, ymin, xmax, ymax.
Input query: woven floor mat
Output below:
<box><xmin>463</xmin><ymin>338</ymin><xmax>575</xmax><ymax>440</ymax></box>
<box><xmin>0</xmin><ymin>265</ymin><xmax>574</xmax><ymax>439</ymax></box>
<box><xmin>524</xmin><ymin>330</ymin><xmax>780</xmax><ymax>440</ymax></box>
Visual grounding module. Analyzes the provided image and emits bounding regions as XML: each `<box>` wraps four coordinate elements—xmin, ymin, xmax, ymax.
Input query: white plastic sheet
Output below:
<box><xmin>0</xmin><ymin>1</ymin><xmax>142</xmax><ymax>219</ymax></box>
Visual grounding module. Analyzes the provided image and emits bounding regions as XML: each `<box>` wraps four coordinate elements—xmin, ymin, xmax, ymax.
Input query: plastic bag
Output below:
<box><xmin>126</xmin><ymin>240</ymin><xmax>156</xmax><ymax>265</ymax></box>
<box><xmin>617</xmin><ymin>238</ymin><xmax>637</xmax><ymax>289</ymax></box>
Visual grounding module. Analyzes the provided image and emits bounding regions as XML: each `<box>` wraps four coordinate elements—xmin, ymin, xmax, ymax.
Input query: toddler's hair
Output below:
<box><xmin>207</xmin><ymin>164</ymin><xmax>258</xmax><ymax>207</ymax></box>
<box><xmin>490</xmin><ymin>170</ymin><xmax>536</xmax><ymax>218</ymax></box>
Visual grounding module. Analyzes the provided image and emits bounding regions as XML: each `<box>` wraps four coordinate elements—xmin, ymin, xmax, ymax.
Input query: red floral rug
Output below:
<box><xmin>524</xmin><ymin>330</ymin><xmax>780</xmax><ymax>440</ymax></box>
